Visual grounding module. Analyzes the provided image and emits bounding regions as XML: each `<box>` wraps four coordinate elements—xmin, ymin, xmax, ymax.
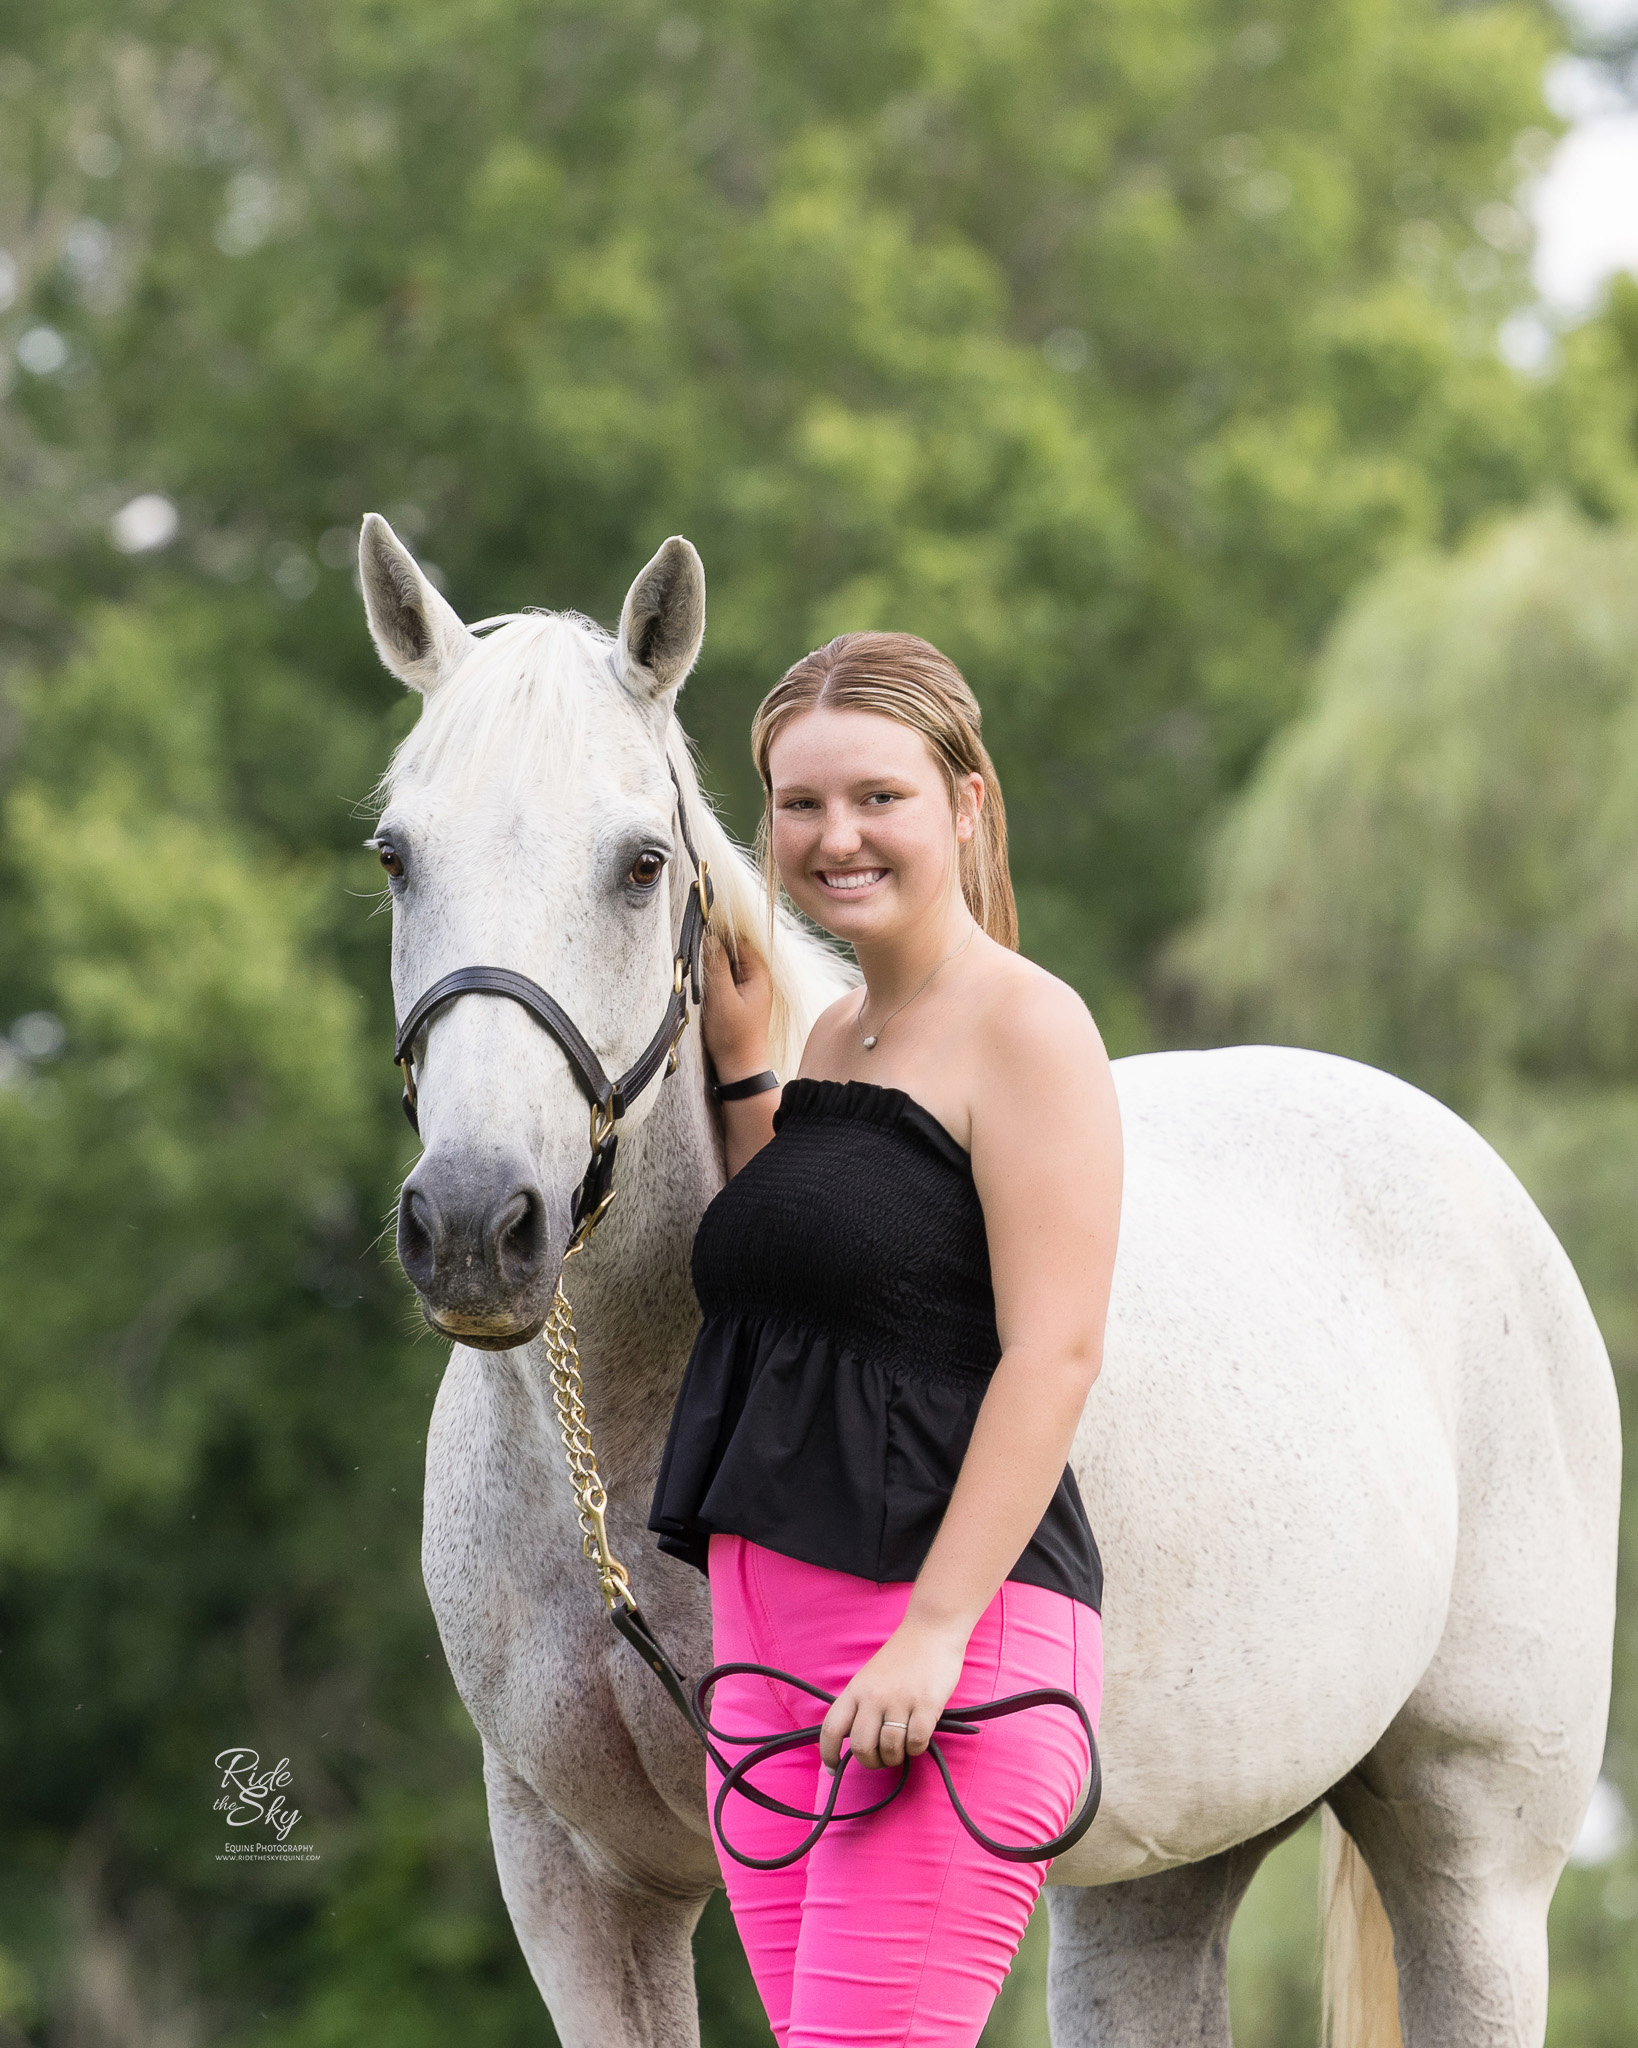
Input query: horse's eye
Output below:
<box><xmin>379</xmin><ymin>845</ymin><xmax>404</xmax><ymax>879</ymax></box>
<box><xmin>629</xmin><ymin>850</ymin><xmax>665</xmax><ymax>889</ymax></box>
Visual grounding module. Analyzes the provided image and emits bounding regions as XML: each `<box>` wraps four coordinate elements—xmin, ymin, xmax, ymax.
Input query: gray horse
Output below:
<box><xmin>358</xmin><ymin>514</ymin><xmax>1620</xmax><ymax>2048</ymax></box>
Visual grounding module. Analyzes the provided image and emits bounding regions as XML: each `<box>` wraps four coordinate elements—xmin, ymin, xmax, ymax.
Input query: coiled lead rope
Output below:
<box><xmin>544</xmin><ymin>1260</ymin><xmax>1102</xmax><ymax>1870</ymax></box>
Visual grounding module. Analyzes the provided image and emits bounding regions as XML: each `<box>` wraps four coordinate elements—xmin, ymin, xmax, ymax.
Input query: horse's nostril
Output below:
<box><xmin>398</xmin><ymin>1186</ymin><xmax>437</xmax><ymax>1287</ymax></box>
<box><xmin>493</xmin><ymin>1186</ymin><xmax>547</xmax><ymax>1285</ymax></box>
<box><xmin>395</xmin><ymin>1166</ymin><xmax>550</xmax><ymax>1311</ymax></box>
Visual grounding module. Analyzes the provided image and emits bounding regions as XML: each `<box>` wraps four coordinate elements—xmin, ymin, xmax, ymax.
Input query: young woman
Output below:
<box><xmin>649</xmin><ymin>632</ymin><xmax>1123</xmax><ymax>2048</ymax></box>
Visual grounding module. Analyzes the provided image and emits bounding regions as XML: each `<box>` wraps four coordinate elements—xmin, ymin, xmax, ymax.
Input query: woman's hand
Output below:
<box><xmin>702</xmin><ymin>933</ymin><xmax>774</xmax><ymax>1083</ymax></box>
<box><xmin>818</xmin><ymin>1615</ymin><xmax>969</xmax><ymax>1773</ymax></box>
<box><xmin>703</xmin><ymin>935</ymin><xmax>780</xmax><ymax>1177</ymax></box>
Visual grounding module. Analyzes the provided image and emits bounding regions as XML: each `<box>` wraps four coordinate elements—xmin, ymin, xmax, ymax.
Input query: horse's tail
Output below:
<box><xmin>1320</xmin><ymin>1807</ymin><xmax>1403</xmax><ymax>2048</ymax></box>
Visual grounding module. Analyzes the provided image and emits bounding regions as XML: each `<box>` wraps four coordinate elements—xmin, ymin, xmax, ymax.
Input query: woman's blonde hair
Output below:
<box><xmin>749</xmin><ymin>631</ymin><xmax>1019</xmax><ymax>950</ymax></box>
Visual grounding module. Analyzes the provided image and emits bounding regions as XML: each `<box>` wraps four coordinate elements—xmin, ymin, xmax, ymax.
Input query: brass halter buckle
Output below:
<box><xmin>564</xmin><ymin>1098</ymin><xmax>620</xmax><ymax>1252</ymax></box>
<box><xmin>663</xmin><ymin>1006</ymin><xmax>692</xmax><ymax>1078</ymax></box>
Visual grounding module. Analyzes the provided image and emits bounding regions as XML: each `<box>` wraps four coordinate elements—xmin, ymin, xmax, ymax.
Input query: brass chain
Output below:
<box><xmin>543</xmin><ymin>1249</ymin><xmax>634</xmax><ymax>1613</ymax></box>
<box><xmin>539</xmin><ymin>874</ymin><xmax>709</xmax><ymax>1617</ymax></box>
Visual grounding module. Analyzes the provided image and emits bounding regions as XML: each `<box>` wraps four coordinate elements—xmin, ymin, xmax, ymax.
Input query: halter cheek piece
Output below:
<box><xmin>386</xmin><ymin>757</ymin><xmax>1102</xmax><ymax>1868</ymax></box>
<box><xmin>390</xmin><ymin>758</ymin><xmax>714</xmax><ymax>1244</ymax></box>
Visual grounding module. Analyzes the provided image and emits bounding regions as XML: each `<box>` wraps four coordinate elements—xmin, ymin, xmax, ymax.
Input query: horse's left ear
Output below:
<box><xmin>616</xmin><ymin>537</ymin><xmax>706</xmax><ymax>703</ymax></box>
<box><xmin>359</xmin><ymin>513</ymin><xmax>475</xmax><ymax>694</ymax></box>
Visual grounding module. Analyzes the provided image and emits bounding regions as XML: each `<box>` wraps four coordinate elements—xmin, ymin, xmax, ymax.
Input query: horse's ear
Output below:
<box><xmin>359</xmin><ymin>513</ymin><xmax>474</xmax><ymax>694</ymax></box>
<box><xmin>616</xmin><ymin>536</ymin><xmax>705</xmax><ymax>702</ymax></box>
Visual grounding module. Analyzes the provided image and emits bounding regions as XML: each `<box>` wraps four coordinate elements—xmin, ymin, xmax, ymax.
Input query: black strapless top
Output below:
<box><xmin>647</xmin><ymin>1077</ymin><xmax>1102</xmax><ymax>1609</ymax></box>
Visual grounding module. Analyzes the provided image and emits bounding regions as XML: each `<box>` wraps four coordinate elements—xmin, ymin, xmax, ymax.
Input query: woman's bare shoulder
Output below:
<box><xmin>964</xmin><ymin>951</ymin><xmax>1121</xmax><ymax>1203</ymax></box>
<box><xmin>969</xmin><ymin>949</ymin><xmax>1110</xmax><ymax>1104</ymax></box>
<box><xmin>979</xmin><ymin>947</ymin><xmax>1104</xmax><ymax>1044</ymax></box>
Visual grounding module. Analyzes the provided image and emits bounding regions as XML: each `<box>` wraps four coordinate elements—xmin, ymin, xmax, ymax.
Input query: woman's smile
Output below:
<box><xmin>815</xmin><ymin>866</ymin><xmax>888</xmax><ymax>894</ymax></box>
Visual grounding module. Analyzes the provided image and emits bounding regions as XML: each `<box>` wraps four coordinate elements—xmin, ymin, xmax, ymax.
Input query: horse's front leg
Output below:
<box><xmin>483</xmin><ymin>1744</ymin><xmax>710</xmax><ymax>2048</ymax></box>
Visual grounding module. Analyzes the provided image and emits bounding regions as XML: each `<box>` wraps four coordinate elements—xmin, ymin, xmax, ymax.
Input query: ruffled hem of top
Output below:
<box><xmin>648</xmin><ymin>1306</ymin><xmax>984</xmax><ymax>1583</ymax></box>
<box><xmin>647</xmin><ymin>1305</ymin><xmax>1104</xmax><ymax>1610</ymax></box>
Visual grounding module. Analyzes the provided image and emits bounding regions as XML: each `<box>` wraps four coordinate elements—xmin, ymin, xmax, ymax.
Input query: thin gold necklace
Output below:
<box><xmin>856</xmin><ymin>920</ymin><xmax>976</xmax><ymax>1052</ymax></box>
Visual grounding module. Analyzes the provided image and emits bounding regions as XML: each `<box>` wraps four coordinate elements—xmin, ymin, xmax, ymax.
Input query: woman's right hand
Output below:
<box><xmin>702</xmin><ymin>934</ymin><xmax>774</xmax><ymax>1083</ymax></box>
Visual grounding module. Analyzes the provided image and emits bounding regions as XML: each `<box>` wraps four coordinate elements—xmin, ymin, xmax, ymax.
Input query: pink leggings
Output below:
<box><xmin>705</xmin><ymin>1534</ymin><xmax>1103</xmax><ymax>2048</ymax></box>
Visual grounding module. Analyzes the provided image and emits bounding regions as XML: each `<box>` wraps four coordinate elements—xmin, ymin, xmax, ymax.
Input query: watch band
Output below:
<box><xmin>710</xmin><ymin>1068</ymin><xmax>780</xmax><ymax>1104</ymax></box>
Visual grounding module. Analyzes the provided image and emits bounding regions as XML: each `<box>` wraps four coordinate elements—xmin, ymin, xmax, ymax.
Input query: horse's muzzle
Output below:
<box><xmin>417</xmin><ymin>1303</ymin><xmax>551</xmax><ymax>1350</ymax></box>
<box><xmin>397</xmin><ymin>1152</ymin><xmax>557</xmax><ymax>1345</ymax></box>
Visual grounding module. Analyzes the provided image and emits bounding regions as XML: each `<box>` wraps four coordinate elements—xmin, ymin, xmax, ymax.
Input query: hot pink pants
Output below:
<box><xmin>705</xmin><ymin>1534</ymin><xmax>1103</xmax><ymax>2048</ymax></box>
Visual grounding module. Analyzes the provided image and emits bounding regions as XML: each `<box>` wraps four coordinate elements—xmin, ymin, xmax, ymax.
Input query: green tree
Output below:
<box><xmin>1</xmin><ymin>0</ymin><xmax>1594</xmax><ymax>1013</ymax></box>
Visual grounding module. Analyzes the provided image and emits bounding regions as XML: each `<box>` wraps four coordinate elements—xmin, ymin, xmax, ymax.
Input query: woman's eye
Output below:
<box><xmin>629</xmin><ymin>850</ymin><xmax>665</xmax><ymax>888</ymax></box>
<box><xmin>379</xmin><ymin>845</ymin><xmax>405</xmax><ymax>879</ymax></box>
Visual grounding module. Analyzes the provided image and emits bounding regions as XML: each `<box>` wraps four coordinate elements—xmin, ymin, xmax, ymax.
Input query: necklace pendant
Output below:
<box><xmin>862</xmin><ymin>1034</ymin><xmax>878</xmax><ymax>1050</ymax></box>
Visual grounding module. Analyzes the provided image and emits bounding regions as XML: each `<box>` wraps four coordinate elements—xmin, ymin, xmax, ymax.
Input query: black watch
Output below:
<box><xmin>710</xmin><ymin>1068</ymin><xmax>780</xmax><ymax>1104</ymax></box>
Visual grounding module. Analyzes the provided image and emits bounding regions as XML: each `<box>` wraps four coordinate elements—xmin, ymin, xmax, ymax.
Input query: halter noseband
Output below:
<box><xmin>390</xmin><ymin>757</ymin><xmax>714</xmax><ymax>1244</ymax></box>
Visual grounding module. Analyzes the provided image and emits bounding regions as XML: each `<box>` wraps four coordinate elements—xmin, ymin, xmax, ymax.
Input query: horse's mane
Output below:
<box><xmin>377</xmin><ymin>609</ymin><xmax>854</xmax><ymax>1077</ymax></box>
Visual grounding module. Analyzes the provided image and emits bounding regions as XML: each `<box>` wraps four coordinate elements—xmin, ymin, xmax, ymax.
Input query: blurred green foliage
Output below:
<box><xmin>6</xmin><ymin>0</ymin><xmax>1625</xmax><ymax>1004</ymax></box>
<box><xmin>1171</xmin><ymin>507</ymin><xmax>1638</xmax><ymax>1110</ymax></box>
<box><xmin>1228</xmin><ymin>1817</ymin><xmax>1323</xmax><ymax>2046</ymax></box>
<box><xmin>0</xmin><ymin>0</ymin><xmax>1635</xmax><ymax>2043</ymax></box>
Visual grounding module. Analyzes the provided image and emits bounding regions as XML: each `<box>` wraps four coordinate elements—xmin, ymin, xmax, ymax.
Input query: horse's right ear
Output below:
<box><xmin>359</xmin><ymin>513</ymin><xmax>474</xmax><ymax>694</ymax></box>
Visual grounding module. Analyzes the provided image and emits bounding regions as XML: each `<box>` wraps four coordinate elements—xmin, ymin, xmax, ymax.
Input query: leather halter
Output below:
<box><xmin>391</xmin><ymin>758</ymin><xmax>714</xmax><ymax>1241</ymax></box>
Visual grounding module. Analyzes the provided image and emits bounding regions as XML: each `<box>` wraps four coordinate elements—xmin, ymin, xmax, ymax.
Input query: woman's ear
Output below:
<box><xmin>954</xmin><ymin>771</ymin><xmax>985</xmax><ymax>844</ymax></box>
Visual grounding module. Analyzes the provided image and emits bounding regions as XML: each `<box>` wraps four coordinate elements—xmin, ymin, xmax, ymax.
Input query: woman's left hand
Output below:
<box><xmin>819</xmin><ymin>1615</ymin><xmax>969</xmax><ymax>1773</ymax></box>
<box><xmin>701</xmin><ymin>932</ymin><xmax>774</xmax><ymax>1082</ymax></box>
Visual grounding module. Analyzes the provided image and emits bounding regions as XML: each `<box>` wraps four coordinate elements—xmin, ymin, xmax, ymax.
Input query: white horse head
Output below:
<box><xmin>360</xmin><ymin>514</ymin><xmax>838</xmax><ymax>1348</ymax></box>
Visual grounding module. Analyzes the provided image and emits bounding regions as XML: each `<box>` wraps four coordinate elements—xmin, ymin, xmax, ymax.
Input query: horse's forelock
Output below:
<box><xmin>376</xmin><ymin>611</ymin><xmax>607</xmax><ymax>808</ymax></box>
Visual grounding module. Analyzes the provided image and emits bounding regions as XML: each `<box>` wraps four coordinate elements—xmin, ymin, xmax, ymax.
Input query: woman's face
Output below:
<box><xmin>766</xmin><ymin>705</ymin><xmax>980</xmax><ymax>946</ymax></box>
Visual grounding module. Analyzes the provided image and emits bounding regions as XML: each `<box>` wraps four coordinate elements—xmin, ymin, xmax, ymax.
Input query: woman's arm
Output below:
<box><xmin>819</xmin><ymin>975</ymin><xmax>1123</xmax><ymax>1771</ymax></box>
<box><xmin>700</xmin><ymin>936</ymin><xmax>780</xmax><ymax>1177</ymax></box>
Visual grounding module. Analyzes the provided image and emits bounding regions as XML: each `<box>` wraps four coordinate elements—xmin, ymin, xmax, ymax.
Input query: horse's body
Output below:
<box><xmin>358</xmin><ymin>518</ymin><xmax>1620</xmax><ymax>2048</ymax></box>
